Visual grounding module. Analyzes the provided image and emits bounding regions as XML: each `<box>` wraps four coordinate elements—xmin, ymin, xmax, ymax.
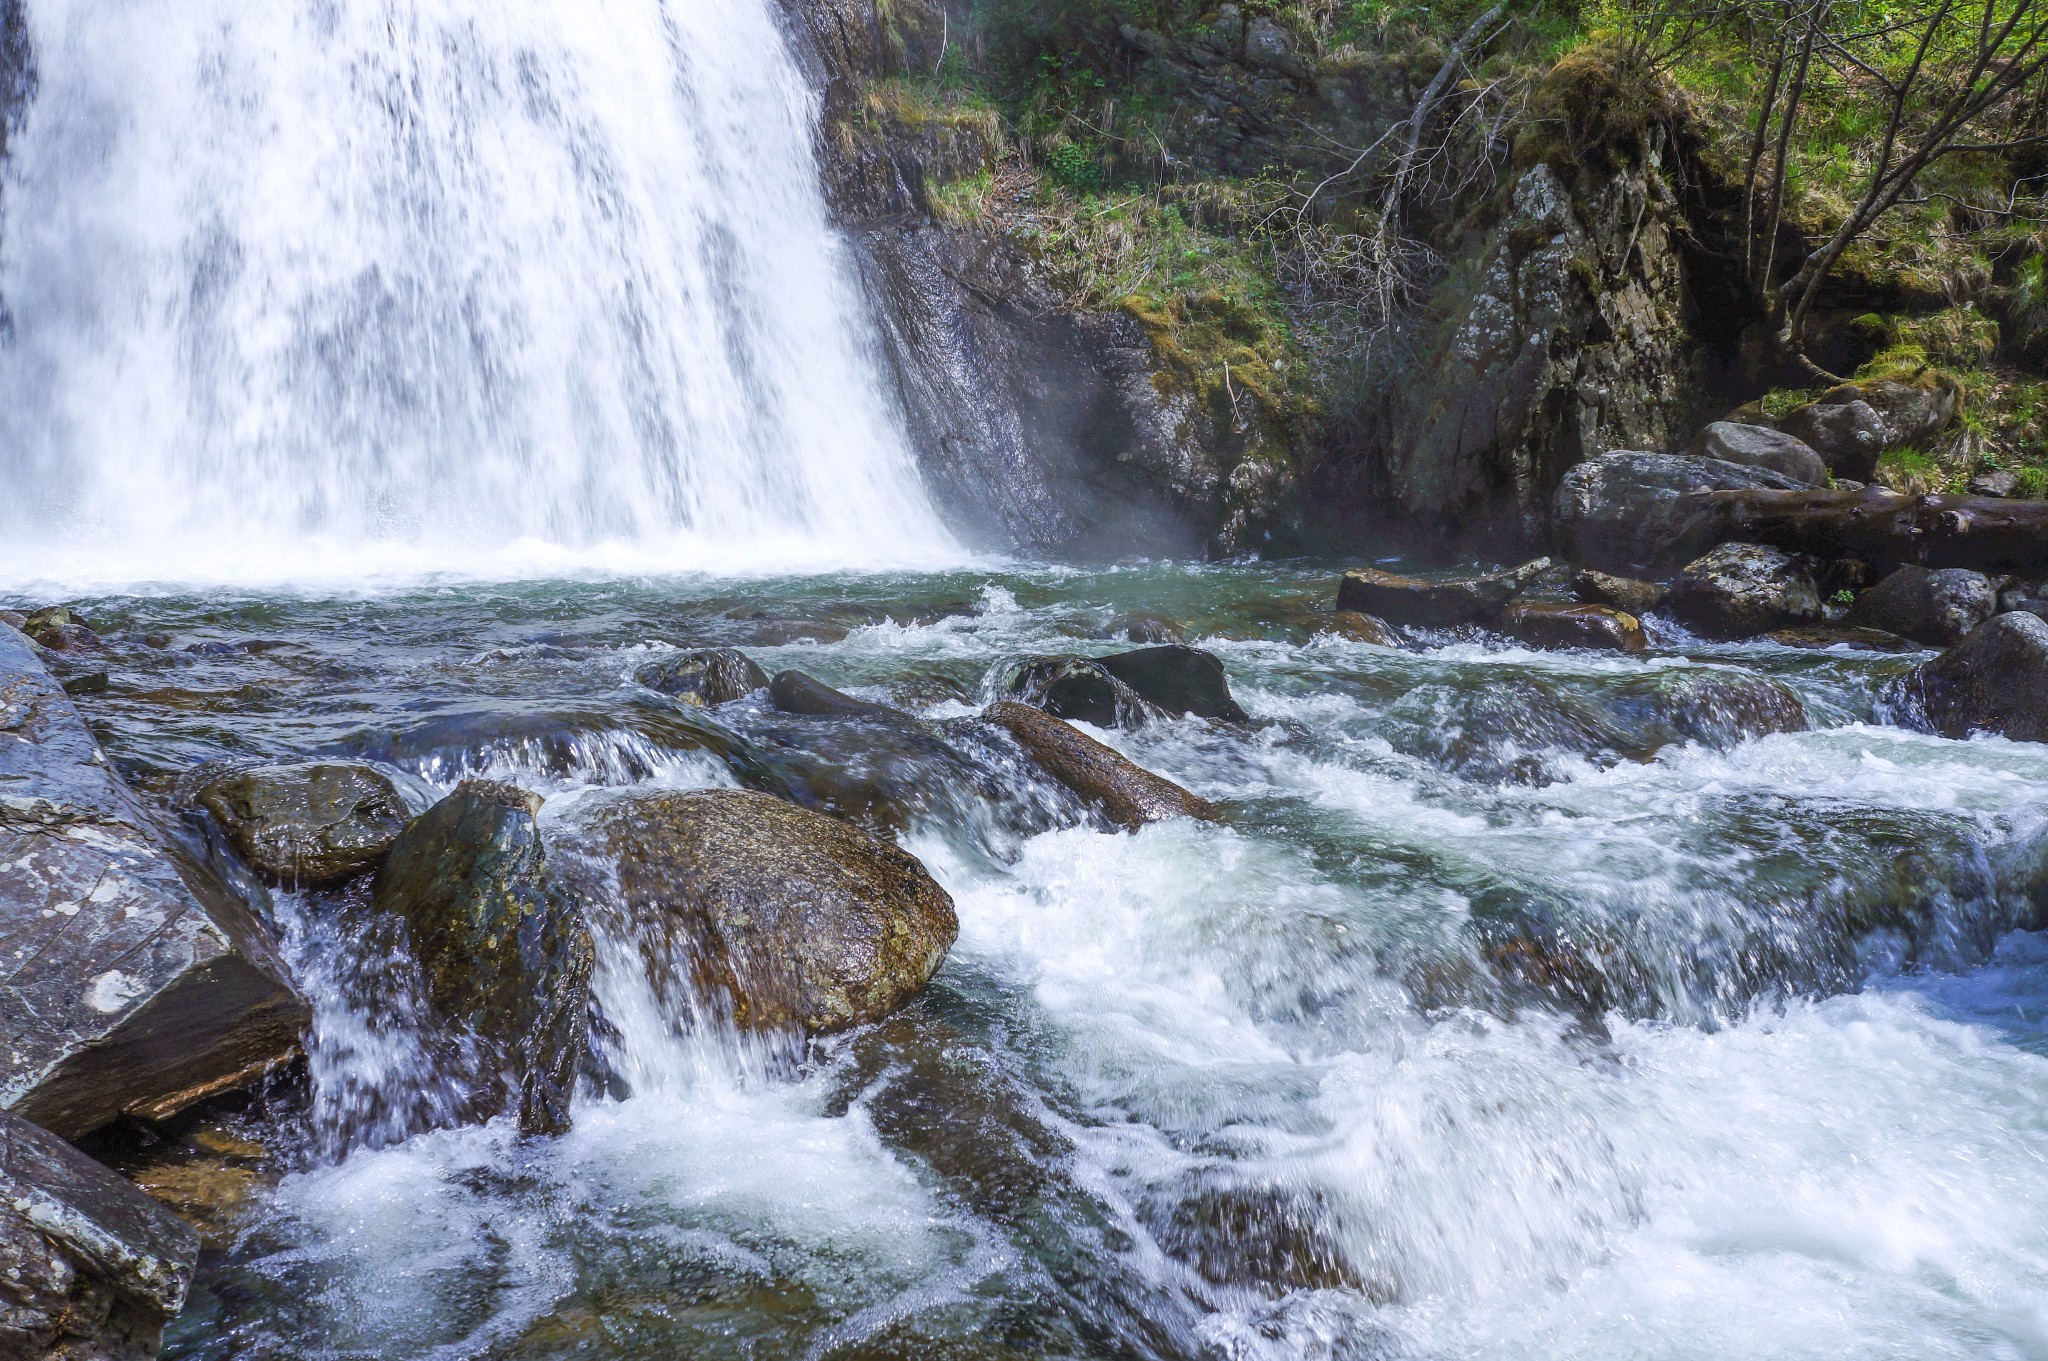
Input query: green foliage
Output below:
<box><xmin>1831</xmin><ymin>588</ymin><xmax>1856</xmax><ymax>606</ymax></box>
<box><xmin>1045</xmin><ymin>139</ymin><xmax>1105</xmax><ymax>191</ymax></box>
<box><xmin>2021</xmin><ymin>466</ymin><xmax>2048</xmax><ymax>498</ymax></box>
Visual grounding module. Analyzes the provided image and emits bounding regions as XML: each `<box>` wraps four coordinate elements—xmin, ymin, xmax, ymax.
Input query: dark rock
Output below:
<box><xmin>1335</xmin><ymin>558</ymin><xmax>1551</xmax><ymax>626</ymax></box>
<box><xmin>1968</xmin><ymin>469</ymin><xmax>2022</xmax><ymax>498</ymax></box>
<box><xmin>1778</xmin><ymin>398</ymin><xmax>1885</xmax><ymax>480</ymax></box>
<box><xmin>21</xmin><ymin>608</ymin><xmax>75</xmax><ymax>634</ymax></box>
<box><xmin>32</xmin><ymin>623</ymin><xmax>102</xmax><ymax>654</ymax></box>
<box><xmin>0</xmin><ymin>611</ymin><xmax>25</xmax><ymax>630</ymax></box>
<box><xmin>1553</xmin><ymin>452</ymin><xmax>1818</xmax><ymax>574</ymax></box>
<box><xmin>1498</xmin><ymin>602</ymin><xmax>1646</xmax><ymax>653</ymax></box>
<box><xmin>372</xmin><ymin>781</ymin><xmax>594</xmax><ymax>1135</ymax></box>
<box><xmin>1573</xmin><ymin>568</ymin><xmax>1669</xmax><ymax>617</ymax></box>
<box><xmin>1763</xmin><ymin>626</ymin><xmax>1920</xmax><ymax>653</ymax></box>
<box><xmin>1001</xmin><ymin>656</ymin><xmax>1149</xmax><ymax>729</ymax></box>
<box><xmin>1882</xmin><ymin>612</ymin><xmax>2048</xmax><ymax>742</ymax></box>
<box><xmin>140</xmin><ymin>633</ymin><xmax>171</xmax><ymax>650</ymax></box>
<box><xmin>769</xmin><ymin>670</ymin><xmax>907</xmax><ymax>722</ymax></box>
<box><xmin>635</xmin><ymin>649</ymin><xmax>769</xmax><ymax>706</ymax></box>
<box><xmin>2000</xmin><ymin>579</ymin><xmax>2048</xmax><ymax>621</ymax></box>
<box><xmin>1096</xmin><ymin>645</ymin><xmax>1249</xmax><ymax>723</ymax></box>
<box><xmin>59</xmin><ymin>671</ymin><xmax>109</xmax><ymax>697</ymax></box>
<box><xmin>1099</xmin><ymin>611</ymin><xmax>1184</xmax><ymax>645</ymax></box>
<box><xmin>982</xmin><ymin>702</ymin><xmax>1218</xmax><ymax>829</ymax></box>
<box><xmin>1686</xmin><ymin>422</ymin><xmax>1828</xmax><ymax>485</ymax></box>
<box><xmin>562</xmin><ymin>789</ymin><xmax>957</xmax><ymax>1034</ymax></box>
<box><xmin>1650</xmin><ymin>669</ymin><xmax>1808</xmax><ymax>747</ymax></box>
<box><xmin>0</xmin><ymin>1110</ymin><xmax>198</xmax><ymax>1361</ymax></box>
<box><xmin>1857</xmin><ymin>376</ymin><xmax>1961</xmax><ymax>449</ymax></box>
<box><xmin>1672</xmin><ymin>543</ymin><xmax>1823</xmax><ymax>637</ymax></box>
<box><xmin>1317</xmin><ymin>610</ymin><xmax>1400</xmax><ymax>646</ymax></box>
<box><xmin>198</xmin><ymin>761</ymin><xmax>430</xmax><ymax>886</ymax></box>
<box><xmin>0</xmin><ymin>628</ymin><xmax>308</xmax><ymax>1139</ymax></box>
<box><xmin>1848</xmin><ymin>565</ymin><xmax>1998</xmax><ymax>647</ymax></box>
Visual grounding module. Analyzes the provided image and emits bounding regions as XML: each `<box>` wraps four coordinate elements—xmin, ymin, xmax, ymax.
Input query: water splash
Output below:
<box><xmin>0</xmin><ymin>0</ymin><xmax>956</xmax><ymax>587</ymax></box>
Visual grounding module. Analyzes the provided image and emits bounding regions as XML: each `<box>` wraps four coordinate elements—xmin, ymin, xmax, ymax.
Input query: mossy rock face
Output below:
<box><xmin>372</xmin><ymin>781</ymin><xmax>593</xmax><ymax>1136</ymax></box>
<box><xmin>635</xmin><ymin>649</ymin><xmax>768</xmax><ymax>707</ymax></box>
<box><xmin>566</xmin><ymin>789</ymin><xmax>957</xmax><ymax>1035</ymax></box>
<box><xmin>198</xmin><ymin>761</ymin><xmax>428</xmax><ymax>885</ymax></box>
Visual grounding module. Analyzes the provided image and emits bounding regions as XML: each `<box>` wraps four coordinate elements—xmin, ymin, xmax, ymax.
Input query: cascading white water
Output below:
<box><xmin>0</xmin><ymin>0</ymin><xmax>956</xmax><ymax>586</ymax></box>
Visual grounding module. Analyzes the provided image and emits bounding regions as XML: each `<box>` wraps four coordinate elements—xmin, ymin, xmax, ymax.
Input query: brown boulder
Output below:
<box><xmin>1573</xmin><ymin>569</ymin><xmax>1668</xmax><ymax>618</ymax></box>
<box><xmin>1336</xmin><ymin>559</ymin><xmax>1551</xmax><ymax>626</ymax></box>
<box><xmin>1498</xmin><ymin>602</ymin><xmax>1646</xmax><ymax>653</ymax></box>
<box><xmin>983</xmin><ymin>702</ymin><xmax>1218</xmax><ymax>829</ymax></box>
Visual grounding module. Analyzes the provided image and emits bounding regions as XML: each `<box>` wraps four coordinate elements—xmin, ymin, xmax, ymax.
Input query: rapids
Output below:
<box><xmin>33</xmin><ymin>567</ymin><xmax>2048</xmax><ymax>1361</ymax></box>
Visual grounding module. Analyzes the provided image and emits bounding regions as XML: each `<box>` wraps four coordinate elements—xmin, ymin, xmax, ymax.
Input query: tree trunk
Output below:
<box><xmin>1686</xmin><ymin>488</ymin><xmax>2048</xmax><ymax>573</ymax></box>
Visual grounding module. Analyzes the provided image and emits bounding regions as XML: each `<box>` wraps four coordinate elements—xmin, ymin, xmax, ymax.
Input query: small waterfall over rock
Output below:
<box><xmin>0</xmin><ymin>0</ymin><xmax>954</xmax><ymax>584</ymax></box>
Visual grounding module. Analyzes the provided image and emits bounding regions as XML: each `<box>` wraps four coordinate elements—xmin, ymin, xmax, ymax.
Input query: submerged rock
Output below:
<box><xmin>1672</xmin><ymin>543</ymin><xmax>1823</xmax><ymax>637</ymax></box>
<box><xmin>1848</xmin><ymin>565</ymin><xmax>1997</xmax><ymax>647</ymax></box>
<box><xmin>1335</xmin><ymin>559</ymin><xmax>1550</xmax><ymax>626</ymax></box>
<box><xmin>372</xmin><ymin>780</ymin><xmax>594</xmax><ymax>1136</ymax></box>
<box><xmin>1498</xmin><ymin>602</ymin><xmax>1646</xmax><ymax>653</ymax></box>
<box><xmin>1686</xmin><ymin>422</ymin><xmax>1828</xmax><ymax>485</ymax></box>
<box><xmin>1096</xmin><ymin>644</ymin><xmax>1249</xmax><ymax>723</ymax></box>
<box><xmin>1552</xmin><ymin>452</ymin><xmax>1816</xmax><ymax>574</ymax></box>
<box><xmin>1099</xmin><ymin>611</ymin><xmax>1184</xmax><ymax>645</ymax></box>
<box><xmin>197</xmin><ymin>761</ymin><xmax>429</xmax><ymax>885</ymax></box>
<box><xmin>982</xmin><ymin>701</ymin><xmax>1218</xmax><ymax>828</ymax></box>
<box><xmin>1573</xmin><ymin>568</ymin><xmax>1668</xmax><ymax>618</ymax></box>
<box><xmin>769</xmin><ymin>670</ymin><xmax>906</xmax><ymax>722</ymax></box>
<box><xmin>0</xmin><ymin>628</ymin><xmax>307</xmax><ymax>1139</ymax></box>
<box><xmin>1763</xmin><ymin>625</ymin><xmax>1919</xmax><ymax>653</ymax></box>
<box><xmin>565</xmin><ymin>789</ymin><xmax>956</xmax><ymax>1034</ymax></box>
<box><xmin>1650</xmin><ymin>668</ymin><xmax>1809</xmax><ymax>747</ymax></box>
<box><xmin>1317</xmin><ymin>610</ymin><xmax>1400</xmax><ymax>646</ymax></box>
<box><xmin>1001</xmin><ymin>656</ymin><xmax>1149</xmax><ymax>729</ymax></box>
<box><xmin>1882</xmin><ymin>612</ymin><xmax>2048</xmax><ymax>743</ymax></box>
<box><xmin>635</xmin><ymin>648</ymin><xmax>769</xmax><ymax>706</ymax></box>
<box><xmin>0</xmin><ymin>1111</ymin><xmax>198</xmax><ymax>1361</ymax></box>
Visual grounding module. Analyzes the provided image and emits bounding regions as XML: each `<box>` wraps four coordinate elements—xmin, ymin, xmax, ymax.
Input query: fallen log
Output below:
<box><xmin>1682</xmin><ymin>488</ymin><xmax>2048</xmax><ymax>575</ymax></box>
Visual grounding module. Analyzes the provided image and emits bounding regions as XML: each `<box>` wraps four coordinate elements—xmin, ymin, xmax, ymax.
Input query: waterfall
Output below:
<box><xmin>0</xmin><ymin>0</ymin><xmax>955</xmax><ymax>585</ymax></box>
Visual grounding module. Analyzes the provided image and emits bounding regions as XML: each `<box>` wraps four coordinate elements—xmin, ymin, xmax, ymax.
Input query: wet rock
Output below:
<box><xmin>1498</xmin><ymin>602</ymin><xmax>1646</xmax><ymax>653</ymax></box>
<box><xmin>198</xmin><ymin>761</ymin><xmax>429</xmax><ymax>886</ymax></box>
<box><xmin>1671</xmin><ymin>543</ymin><xmax>1823</xmax><ymax>637</ymax></box>
<box><xmin>1096</xmin><ymin>644</ymin><xmax>1249</xmax><ymax>723</ymax></box>
<box><xmin>0</xmin><ymin>611</ymin><xmax>25</xmax><ymax>630</ymax></box>
<box><xmin>1778</xmin><ymin>396</ymin><xmax>1886</xmax><ymax>481</ymax></box>
<box><xmin>1397</xmin><ymin>676</ymin><xmax>1644</xmax><ymax>785</ymax></box>
<box><xmin>1335</xmin><ymin>558</ymin><xmax>1551</xmax><ymax>626</ymax></box>
<box><xmin>982</xmin><ymin>702</ymin><xmax>1218</xmax><ymax>829</ymax></box>
<box><xmin>60</xmin><ymin>671</ymin><xmax>109</xmax><ymax>697</ymax></box>
<box><xmin>1848</xmin><ymin>565</ymin><xmax>1998</xmax><ymax>647</ymax></box>
<box><xmin>634</xmin><ymin>648</ymin><xmax>768</xmax><ymax>706</ymax></box>
<box><xmin>741</xmin><ymin>708</ymin><xmax>1007</xmax><ymax>836</ymax></box>
<box><xmin>1882</xmin><ymin>612</ymin><xmax>2048</xmax><ymax>743</ymax></box>
<box><xmin>1763</xmin><ymin>625</ymin><xmax>1920</xmax><ymax>653</ymax></box>
<box><xmin>769</xmin><ymin>670</ymin><xmax>907</xmax><ymax>722</ymax></box>
<box><xmin>1687</xmin><ymin>422</ymin><xmax>1828</xmax><ymax>485</ymax></box>
<box><xmin>139</xmin><ymin>633</ymin><xmax>171</xmax><ymax>650</ymax></box>
<box><xmin>1649</xmin><ymin>669</ymin><xmax>1808</xmax><ymax>747</ymax></box>
<box><xmin>33</xmin><ymin>623</ymin><xmax>103</xmax><ymax>654</ymax></box>
<box><xmin>0</xmin><ymin>628</ymin><xmax>308</xmax><ymax>1139</ymax></box>
<box><xmin>0</xmin><ymin>1111</ymin><xmax>198</xmax><ymax>1361</ymax></box>
<box><xmin>1151</xmin><ymin>1179</ymin><xmax>1364</xmax><ymax>1298</ymax></box>
<box><xmin>1573</xmin><ymin>568</ymin><xmax>1668</xmax><ymax>617</ymax></box>
<box><xmin>563</xmin><ymin>788</ymin><xmax>957</xmax><ymax>1034</ymax></box>
<box><xmin>1317</xmin><ymin>610</ymin><xmax>1400</xmax><ymax>646</ymax></box>
<box><xmin>372</xmin><ymin>781</ymin><xmax>594</xmax><ymax>1136</ymax></box>
<box><xmin>2000</xmin><ymin>578</ymin><xmax>2048</xmax><ymax>621</ymax></box>
<box><xmin>1099</xmin><ymin>611</ymin><xmax>1184</xmax><ymax>645</ymax></box>
<box><xmin>1001</xmin><ymin>656</ymin><xmax>1150</xmax><ymax>729</ymax></box>
<box><xmin>1552</xmin><ymin>451</ymin><xmax>1817</xmax><ymax>574</ymax></box>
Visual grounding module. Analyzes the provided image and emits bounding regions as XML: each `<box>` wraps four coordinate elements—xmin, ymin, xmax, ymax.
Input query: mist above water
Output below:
<box><xmin>0</xmin><ymin>0</ymin><xmax>956</xmax><ymax>587</ymax></box>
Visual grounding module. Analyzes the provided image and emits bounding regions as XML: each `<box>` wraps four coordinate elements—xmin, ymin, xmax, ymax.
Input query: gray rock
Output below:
<box><xmin>198</xmin><ymin>761</ymin><xmax>431</xmax><ymax>885</ymax></box>
<box><xmin>2000</xmin><ymin>579</ymin><xmax>2048</xmax><ymax>621</ymax></box>
<box><xmin>635</xmin><ymin>649</ymin><xmax>769</xmax><ymax>707</ymax></box>
<box><xmin>1098</xmin><ymin>611</ymin><xmax>1184</xmax><ymax>645</ymax></box>
<box><xmin>1848</xmin><ymin>566</ymin><xmax>1997</xmax><ymax>647</ymax></box>
<box><xmin>0</xmin><ymin>1110</ymin><xmax>198</xmax><ymax>1361</ymax></box>
<box><xmin>769</xmin><ymin>670</ymin><xmax>908</xmax><ymax>722</ymax></box>
<box><xmin>1778</xmin><ymin>398</ymin><xmax>1886</xmax><ymax>481</ymax></box>
<box><xmin>983</xmin><ymin>702</ymin><xmax>1218</xmax><ymax>829</ymax></box>
<box><xmin>1672</xmin><ymin>543</ymin><xmax>1823</xmax><ymax>637</ymax></box>
<box><xmin>1882</xmin><ymin>612</ymin><xmax>2048</xmax><ymax>743</ymax></box>
<box><xmin>372</xmin><ymin>781</ymin><xmax>593</xmax><ymax>1136</ymax></box>
<box><xmin>1573</xmin><ymin>568</ymin><xmax>1669</xmax><ymax>617</ymax></box>
<box><xmin>1968</xmin><ymin>469</ymin><xmax>2022</xmax><ymax>498</ymax></box>
<box><xmin>1097</xmin><ymin>645</ymin><xmax>1249</xmax><ymax>723</ymax></box>
<box><xmin>0</xmin><ymin>627</ymin><xmax>308</xmax><ymax>1139</ymax></box>
<box><xmin>561</xmin><ymin>789</ymin><xmax>957</xmax><ymax>1035</ymax></box>
<box><xmin>1687</xmin><ymin>422</ymin><xmax>1828</xmax><ymax>485</ymax></box>
<box><xmin>1552</xmin><ymin>452</ymin><xmax>1816</xmax><ymax>574</ymax></box>
<box><xmin>1336</xmin><ymin>559</ymin><xmax>1551</xmax><ymax>626</ymax></box>
<box><xmin>1650</xmin><ymin>669</ymin><xmax>1809</xmax><ymax>747</ymax></box>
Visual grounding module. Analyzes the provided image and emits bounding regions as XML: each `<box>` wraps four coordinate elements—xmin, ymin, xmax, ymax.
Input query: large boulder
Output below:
<box><xmin>562</xmin><ymin>789</ymin><xmax>956</xmax><ymax>1034</ymax></box>
<box><xmin>769</xmin><ymin>670</ymin><xmax>907</xmax><ymax>722</ymax></box>
<box><xmin>1671</xmin><ymin>543</ymin><xmax>1823</xmax><ymax>638</ymax></box>
<box><xmin>0</xmin><ymin>1111</ymin><xmax>198</xmax><ymax>1361</ymax></box>
<box><xmin>1552</xmin><ymin>452</ymin><xmax>1817</xmax><ymax>574</ymax></box>
<box><xmin>197</xmin><ymin>761</ymin><xmax>431</xmax><ymax>885</ymax></box>
<box><xmin>1648</xmin><ymin>669</ymin><xmax>1809</xmax><ymax>747</ymax></box>
<box><xmin>635</xmin><ymin>649</ymin><xmax>769</xmax><ymax>706</ymax></box>
<box><xmin>0</xmin><ymin>628</ymin><xmax>307</xmax><ymax>1139</ymax></box>
<box><xmin>1096</xmin><ymin>645</ymin><xmax>1249</xmax><ymax>722</ymax></box>
<box><xmin>1779</xmin><ymin>375</ymin><xmax>1958</xmax><ymax>482</ymax></box>
<box><xmin>1882</xmin><ymin>612</ymin><xmax>2048</xmax><ymax>742</ymax></box>
<box><xmin>1686</xmin><ymin>422</ymin><xmax>1829</xmax><ymax>485</ymax></box>
<box><xmin>1848</xmin><ymin>565</ymin><xmax>1998</xmax><ymax>647</ymax></box>
<box><xmin>982</xmin><ymin>702</ymin><xmax>1218</xmax><ymax>828</ymax></box>
<box><xmin>1777</xmin><ymin>398</ymin><xmax>1886</xmax><ymax>481</ymax></box>
<box><xmin>1498</xmin><ymin>602</ymin><xmax>1646</xmax><ymax>653</ymax></box>
<box><xmin>372</xmin><ymin>781</ymin><xmax>593</xmax><ymax>1136</ymax></box>
<box><xmin>1001</xmin><ymin>656</ymin><xmax>1150</xmax><ymax>729</ymax></box>
<box><xmin>1335</xmin><ymin>559</ymin><xmax>1551</xmax><ymax>626</ymax></box>
<box><xmin>1573</xmin><ymin>568</ymin><xmax>1668</xmax><ymax>617</ymax></box>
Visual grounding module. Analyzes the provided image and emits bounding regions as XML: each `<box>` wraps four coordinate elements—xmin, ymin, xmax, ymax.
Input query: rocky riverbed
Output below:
<box><xmin>4</xmin><ymin>562</ymin><xmax>2046</xmax><ymax>1360</ymax></box>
